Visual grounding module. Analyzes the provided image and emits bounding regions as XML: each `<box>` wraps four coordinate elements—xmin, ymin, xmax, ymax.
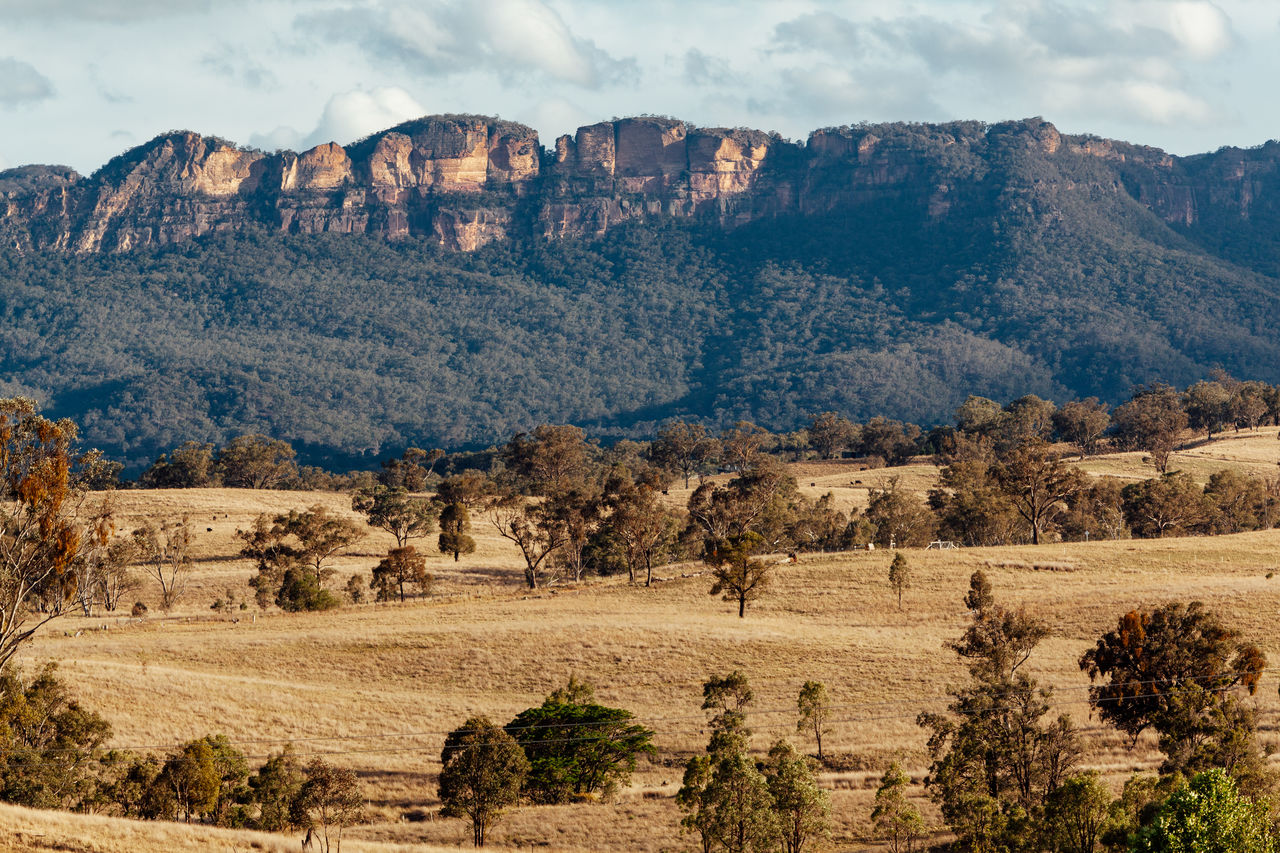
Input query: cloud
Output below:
<box><xmin>0</xmin><ymin>0</ymin><xmax>219</xmax><ymax>21</ymax></box>
<box><xmin>766</xmin><ymin>2</ymin><xmax>1227</xmax><ymax>128</ymax></box>
<box><xmin>771</xmin><ymin>11</ymin><xmax>863</xmax><ymax>57</ymax></box>
<box><xmin>249</xmin><ymin>87</ymin><xmax>427</xmax><ymax>152</ymax></box>
<box><xmin>0</xmin><ymin>58</ymin><xmax>54</xmax><ymax>106</ymax></box>
<box><xmin>299</xmin><ymin>0</ymin><xmax>636</xmax><ymax>88</ymax></box>
<box><xmin>201</xmin><ymin>46</ymin><xmax>278</xmax><ymax>90</ymax></box>
<box><xmin>683</xmin><ymin>48</ymin><xmax>734</xmax><ymax>87</ymax></box>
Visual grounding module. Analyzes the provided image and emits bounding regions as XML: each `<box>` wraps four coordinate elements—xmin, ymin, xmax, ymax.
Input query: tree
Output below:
<box><xmin>378</xmin><ymin>447</ymin><xmax>443</xmax><ymax>491</ymax></box>
<box><xmin>765</xmin><ymin>740</ymin><xmax>830</xmax><ymax>853</ymax></box>
<box><xmin>151</xmin><ymin>739</ymin><xmax>220</xmax><ymax>822</ymax></box>
<box><xmin>139</xmin><ymin>441</ymin><xmax>219</xmax><ymax>488</ymax></box>
<box><xmin>239</xmin><ymin>506</ymin><xmax>364</xmax><ymax>611</ymax></box>
<box><xmin>486</xmin><ymin>495</ymin><xmax>567</xmax><ymax>589</ymax></box>
<box><xmin>132</xmin><ymin>517</ymin><xmax>192</xmax><ymax>612</ymax></box>
<box><xmin>291</xmin><ymin>759</ymin><xmax>364</xmax><ymax>853</ymax></box>
<box><xmin>680</xmin><ymin>751</ymin><xmax>780</xmax><ymax>853</ymax></box>
<box><xmin>649</xmin><ymin>421</ymin><xmax>720</xmax><ymax>488</ymax></box>
<box><xmin>1053</xmin><ymin>398</ymin><xmax>1111</xmax><ymax>458</ymax></box>
<box><xmin>706</xmin><ymin>533</ymin><xmax>770</xmax><ymax>618</ymax></box>
<box><xmin>216</xmin><ymin>434</ymin><xmax>298</xmax><ymax>489</ymax></box>
<box><xmin>888</xmin><ymin>553</ymin><xmax>911</xmax><ymax>610</ymax></box>
<box><xmin>439</xmin><ymin>716</ymin><xmax>529</xmax><ymax>847</ymax></box>
<box><xmin>720</xmin><ymin>421</ymin><xmax>774</xmax><ymax>472</ymax></box>
<box><xmin>371</xmin><ymin>546</ymin><xmax>432</xmax><ymax>602</ymax></box>
<box><xmin>994</xmin><ymin>440</ymin><xmax>1082</xmax><ymax>545</ymax></box>
<box><xmin>0</xmin><ymin>399</ymin><xmax>95</xmax><ymax>667</ymax></box>
<box><xmin>918</xmin><ymin>577</ymin><xmax>1078</xmax><ymax>851</ymax></box>
<box><xmin>247</xmin><ymin>746</ymin><xmax>304</xmax><ymax>832</ymax></box>
<box><xmin>351</xmin><ymin>486</ymin><xmax>437</xmax><ymax>548</ymax></box>
<box><xmin>0</xmin><ymin>663</ymin><xmax>112</xmax><ymax>811</ymax></box>
<box><xmin>1041</xmin><ymin>772</ymin><xmax>1111</xmax><ymax>853</ymax></box>
<box><xmin>1079</xmin><ymin>602</ymin><xmax>1266</xmax><ymax>765</ymax></box>
<box><xmin>871</xmin><ymin>762</ymin><xmax>925</xmax><ymax>853</ymax></box>
<box><xmin>602</xmin><ymin>481</ymin><xmax>680</xmax><ymax>586</ymax></box>
<box><xmin>437</xmin><ymin>502</ymin><xmax>477</xmax><ymax>562</ymax></box>
<box><xmin>503</xmin><ymin>424</ymin><xmax>593</xmax><ymax>495</ymax></box>
<box><xmin>1183</xmin><ymin>380</ymin><xmax>1232</xmax><ymax>438</ymax></box>
<box><xmin>545</xmin><ymin>485</ymin><xmax>604</xmax><ymax>582</ymax></box>
<box><xmin>864</xmin><ymin>477</ymin><xmax>934</xmax><ymax>548</ymax></box>
<box><xmin>1112</xmin><ymin>385</ymin><xmax>1188</xmax><ymax>473</ymax></box>
<box><xmin>1121</xmin><ymin>472</ymin><xmax>1211</xmax><ymax>537</ymax></box>
<box><xmin>795</xmin><ymin>681</ymin><xmax>830</xmax><ymax>762</ymax></box>
<box><xmin>930</xmin><ymin>457</ymin><xmax>1021</xmax><ymax>546</ymax></box>
<box><xmin>435</xmin><ymin>472</ymin><xmax>492</xmax><ymax>508</ymax></box>
<box><xmin>807</xmin><ymin>412</ymin><xmax>858</xmax><ymax>460</ymax></box>
<box><xmin>1130</xmin><ymin>769</ymin><xmax>1277</xmax><ymax>853</ymax></box>
<box><xmin>505</xmin><ymin>686</ymin><xmax>655</xmax><ymax>804</ymax></box>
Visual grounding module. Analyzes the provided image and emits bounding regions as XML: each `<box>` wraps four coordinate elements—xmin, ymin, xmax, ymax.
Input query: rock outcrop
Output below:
<box><xmin>3</xmin><ymin>114</ymin><xmax>1278</xmax><ymax>254</ymax></box>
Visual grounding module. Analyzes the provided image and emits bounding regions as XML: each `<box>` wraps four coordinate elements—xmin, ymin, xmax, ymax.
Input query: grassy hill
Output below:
<box><xmin>13</xmin><ymin>429</ymin><xmax>1280</xmax><ymax>850</ymax></box>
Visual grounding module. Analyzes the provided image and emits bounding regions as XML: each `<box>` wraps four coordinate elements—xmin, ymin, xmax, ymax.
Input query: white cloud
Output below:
<box><xmin>0</xmin><ymin>57</ymin><xmax>54</xmax><ymax>106</ymax></box>
<box><xmin>306</xmin><ymin>87</ymin><xmax>426</xmax><ymax>147</ymax></box>
<box><xmin>299</xmin><ymin>0</ymin><xmax>635</xmax><ymax>88</ymax></box>
<box><xmin>1162</xmin><ymin>1</ymin><xmax>1234</xmax><ymax>58</ymax></box>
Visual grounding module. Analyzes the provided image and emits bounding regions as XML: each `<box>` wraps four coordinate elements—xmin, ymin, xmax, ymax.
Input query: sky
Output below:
<box><xmin>1</xmin><ymin>0</ymin><xmax>1277</xmax><ymax>174</ymax></box>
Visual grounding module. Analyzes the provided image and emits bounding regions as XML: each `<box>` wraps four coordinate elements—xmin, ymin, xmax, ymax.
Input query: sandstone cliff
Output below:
<box><xmin>2</xmin><ymin>114</ymin><xmax>1276</xmax><ymax>254</ymax></box>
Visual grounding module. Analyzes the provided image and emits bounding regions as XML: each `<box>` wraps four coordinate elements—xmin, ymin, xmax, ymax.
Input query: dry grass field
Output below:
<box><xmin>9</xmin><ymin>428</ymin><xmax>1280</xmax><ymax>851</ymax></box>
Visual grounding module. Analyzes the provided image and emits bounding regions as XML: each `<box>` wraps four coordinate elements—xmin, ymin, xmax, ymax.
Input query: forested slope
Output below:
<box><xmin>5</xmin><ymin>119</ymin><xmax>1280</xmax><ymax>469</ymax></box>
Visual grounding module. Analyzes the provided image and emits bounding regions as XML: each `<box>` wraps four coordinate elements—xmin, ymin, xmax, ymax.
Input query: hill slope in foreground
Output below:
<box><xmin>12</xmin><ymin>430</ymin><xmax>1280</xmax><ymax>851</ymax></box>
<box><xmin>4</xmin><ymin>117</ymin><xmax>1280</xmax><ymax>468</ymax></box>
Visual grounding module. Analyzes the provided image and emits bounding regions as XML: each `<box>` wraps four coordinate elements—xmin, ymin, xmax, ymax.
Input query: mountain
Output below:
<box><xmin>2</xmin><ymin>115</ymin><xmax>1280</xmax><ymax>469</ymax></box>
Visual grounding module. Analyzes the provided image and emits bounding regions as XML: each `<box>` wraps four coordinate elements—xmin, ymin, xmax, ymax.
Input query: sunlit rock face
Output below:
<box><xmin>1</xmin><ymin>114</ymin><xmax>1271</xmax><ymax>253</ymax></box>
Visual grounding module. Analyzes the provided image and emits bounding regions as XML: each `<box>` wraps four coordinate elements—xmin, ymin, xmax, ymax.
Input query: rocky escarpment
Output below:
<box><xmin>2</xmin><ymin>114</ymin><xmax>1277</xmax><ymax>254</ymax></box>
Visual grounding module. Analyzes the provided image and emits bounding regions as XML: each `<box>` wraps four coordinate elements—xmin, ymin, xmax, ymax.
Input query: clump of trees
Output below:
<box><xmin>239</xmin><ymin>506</ymin><xmax>364</xmax><ymax>611</ymax></box>
<box><xmin>677</xmin><ymin>671</ymin><xmax>831</xmax><ymax>853</ymax></box>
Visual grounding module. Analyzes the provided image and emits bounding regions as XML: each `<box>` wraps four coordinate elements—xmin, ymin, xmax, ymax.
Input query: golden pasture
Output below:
<box><xmin>8</xmin><ymin>427</ymin><xmax>1280</xmax><ymax>851</ymax></box>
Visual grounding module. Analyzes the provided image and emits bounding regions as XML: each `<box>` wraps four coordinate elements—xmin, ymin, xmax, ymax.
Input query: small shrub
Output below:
<box><xmin>131</xmin><ymin>601</ymin><xmax>148</xmax><ymax>618</ymax></box>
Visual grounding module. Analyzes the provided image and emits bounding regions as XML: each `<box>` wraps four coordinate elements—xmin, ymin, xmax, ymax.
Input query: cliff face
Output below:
<box><xmin>2</xmin><ymin>114</ymin><xmax>1276</xmax><ymax>254</ymax></box>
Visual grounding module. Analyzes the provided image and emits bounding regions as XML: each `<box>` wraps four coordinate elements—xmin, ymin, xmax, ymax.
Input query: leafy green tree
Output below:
<box><xmin>505</xmin><ymin>689</ymin><xmax>655</xmax><ymax>803</ymax></box>
<box><xmin>291</xmin><ymin>758</ymin><xmax>365</xmax><ymax>853</ymax></box>
<box><xmin>1130</xmin><ymin>769</ymin><xmax>1277</xmax><ymax>853</ymax></box>
<box><xmin>139</xmin><ymin>441</ymin><xmax>219</xmax><ymax>488</ymax></box>
<box><xmin>1041</xmin><ymin>772</ymin><xmax>1112</xmax><ymax>853</ymax></box>
<box><xmin>995</xmin><ymin>440</ymin><xmax>1082</xmax><ymax>544</ymax></box>
<box><xmin>503</xmin><ymin>424</ymin><xmax>594</xmax><ymax>496</ymax></box>
<box><xmin>765</xmin><ymin>740</ymin><xmax>830</xmax><ymax>853</ymax></box>
<box><xmin>918</xmin><ymin>577</ymin><xmax>1077</xmax><ymax>851</ymax></box>
<box><xmin>706</xmin><ymin>533</ymin><xmax>770</xmax><ymax>618</ymax></box>
<box><xmin>439</xmin><ymin>716</ymin><xmax>529</xmax><ymax>848</ymax></box>
<box><xmin>795</xmin><ymin>681</ymin><xmax>830</xmax><ymax>762</ymax></box>
<box><xmin>888</xmin><ymin>552</ymin><xmax>911</xmax><ymax>610</ymax></box>
<box><xmin>152</xmin><ymin>739</ymin><xmax>221</xmax><ymax>823</ymax></box>
<box><xmin>1183</xmin><ymin>380</ymin><xmax>1232</xmax><ymax>438</ymax></box>
<box><xmin>679</xmin><ymin>750</ymin><xmax>780</xmax><ymax>853</ymax></box>
<box><xmin>216</xmin><ymin>434</ymin><xmax>298</xmax><ymax>489</ymax></box>
<box><xmin>247</xmin><ymin>745</ymin><xmax>304</xmax><ymax>832</ymax></box>
<box><xmin>871</xmin><ymin>762</ymin><xmax>925</xmax><ymax>853</ymax></box>
<box><xmin>0</xmin><ymin>663</ymin><xmax>112</xmax><ymax>811</ymax></box>
<box><xmin>437</xmin><ymin>501</ymin><xmax>477</xmax><ymax>562</ymax></box>
<box><xmin>601</xmin><ymin>481</ymin><xmax>680</xmax><ymax>586</ymax></box>
<box><xmin>929</xmin><ymin>456</ymin><xmax>1022</xmax><ymax>546</ymax></box>
<box><xmin>351</xmin><ymin>486</ymin><xmax>437</xmax><ymax>548</ymax></box>
<box><xmin>371</xmin><ymin>546</ymin><xmax>432</xmax><ymax>602</ymax></box>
